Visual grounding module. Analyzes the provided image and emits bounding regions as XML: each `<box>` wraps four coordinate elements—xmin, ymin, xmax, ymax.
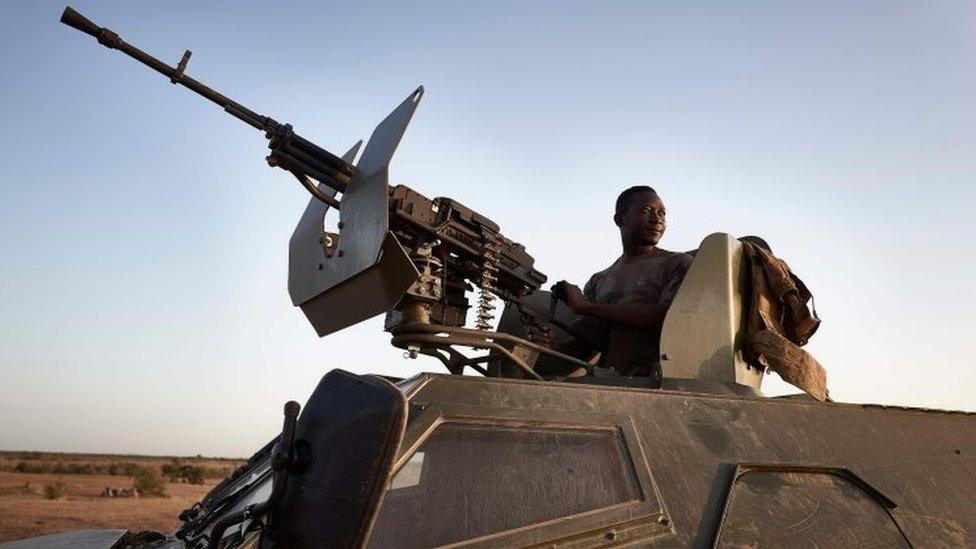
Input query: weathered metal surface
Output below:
<box><xmin>268</xmin><ymin>370</ymin><xmax>408</xmax><ymax>548</ymax></box>
<box><xmin>369</xmin><ymin>423</ymin><xmax>645</xmax><ymax>548</ymax></box>
<box><xmin>296</xmin><ymin>232</ymin><xmax>420</xmax><ymax>336</ymax></box>
<box><xmin>715</xmin><ymin>465</ymin><xmax>910</xmax><ymax>547</ymax></box>
<box><xmin>372</xmin><ymin>374</ymin><xmax>976</xmax><ymax>547</ymax></box>
<box><xmin>0</xmin><ymin>529</ymin><xmax>127</xmax><ymax>549</ymax></box>
<box><xmin>660</xmin><ymin>233</ymin><xmax>761</xmax><ymax>390</ymax></box>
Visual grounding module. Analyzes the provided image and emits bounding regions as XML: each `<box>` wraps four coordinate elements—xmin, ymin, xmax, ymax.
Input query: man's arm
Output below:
<box><xmin>562</xmin><ymin>253</ymin><xmax>693</xmax><ymax>334</ymax></box>
<box><xmin>563</xmin><ymin>284</ymin><xmax>670</xmax><ymax>334</ymax></box>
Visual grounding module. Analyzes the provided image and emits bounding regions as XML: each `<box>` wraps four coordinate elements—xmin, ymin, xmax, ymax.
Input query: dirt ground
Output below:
<box><xmin>0</xmin><ymin>471</ymin><xmax>217</xmax><ymax>542</ymax></box>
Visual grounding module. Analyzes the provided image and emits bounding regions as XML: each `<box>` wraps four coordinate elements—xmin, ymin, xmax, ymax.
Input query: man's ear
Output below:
<box><xmin>613</xmin><ymin>212</ymin><xmax>623</xmax><ymax>227</ymax></box>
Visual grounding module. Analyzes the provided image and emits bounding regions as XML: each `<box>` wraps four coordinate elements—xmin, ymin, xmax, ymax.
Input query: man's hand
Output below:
<box><xmin>526</xmin><ymin>323</ymin><xmax>555</xmax><ymax>348</ymax></box>
<box><xmin>562</xmin><ymin>282</ymin><xmax>590</xmax><ymax>314</ymax></box>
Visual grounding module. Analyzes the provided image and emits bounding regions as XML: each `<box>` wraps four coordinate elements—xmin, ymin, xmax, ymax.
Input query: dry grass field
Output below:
<box><xmin>0</xmin><ymin>452</ymin><xmax>244</xmax><ymax>543</ymax></box>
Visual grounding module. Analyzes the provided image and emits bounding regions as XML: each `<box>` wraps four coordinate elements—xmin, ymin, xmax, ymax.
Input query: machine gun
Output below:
<box><xmin>61</xmin><ymin>7</ymin><xmax>593</xmax><ymax>380</ymax></box>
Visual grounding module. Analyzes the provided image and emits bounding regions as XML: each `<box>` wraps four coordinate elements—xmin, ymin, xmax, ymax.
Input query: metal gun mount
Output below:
<box><xmin>61</xmin><ymin>6</ymin><xmax>593</xmax><ymax>380</ymax></box>
<box><xmin>288</xmin><ymin>105</ymin><xmax>595</xmax><ymax>380</ymax></box>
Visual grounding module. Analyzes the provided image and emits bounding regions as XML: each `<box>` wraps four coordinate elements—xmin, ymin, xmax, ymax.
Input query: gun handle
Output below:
<box><xmin>548</xmin><ymin>281</ymin><xmax>568</xmax><ymax>321</ymax></box>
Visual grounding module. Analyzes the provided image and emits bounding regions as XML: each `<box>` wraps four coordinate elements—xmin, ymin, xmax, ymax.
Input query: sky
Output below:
<box><xmin>1</xmin><ymin>1</ymin><xmax>974</xmax><ymax>457</ymax></box>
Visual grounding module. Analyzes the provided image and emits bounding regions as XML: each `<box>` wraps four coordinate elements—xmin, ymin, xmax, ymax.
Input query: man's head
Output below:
<box><xmin>614</xmin><ymin>186</ymin><xmax>666</xmax><ymax>248</ymax></box>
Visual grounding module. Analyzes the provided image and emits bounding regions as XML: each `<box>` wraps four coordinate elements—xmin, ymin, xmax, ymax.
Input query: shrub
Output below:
<box><xmin>162</xmin><ymin>460</ymin><xmax>207</xmax><ymax>484</ymax></box>
<box><xmin>43</xmin><ymin>481</ymin><xmax>66</xmax><ymax>500</ymax></box>
<box><xmin>14</xmin><ymin>461</ymin><xmax>44</xmax><ymax>474</ymax></box>
<box><xmin>133</xmin><ymin>467</ymin><xmax>167</xmax><ymax>497</ymax></box>
<box><xmin>183</xmin><ymin>465</ymin><xmax>205</xmax><ymax>485</ymax></box>
<box><xmin>162</xmin><ymin>459</ymin><xmax>183</xmax><ymax>482</ymax></box>
<box><xmin>13</xmin><ymin>460</ymin><xmax>139</xmax><ymax>476</ymax></box>
<box><xmin>206</xmin><ymin>466</ymin><xmax>236</xmax><ymax>479</ymax></box>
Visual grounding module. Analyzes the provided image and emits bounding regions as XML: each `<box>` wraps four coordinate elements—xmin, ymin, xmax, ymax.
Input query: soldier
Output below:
<box><xmin>539</xmin><ymin>186</ymin><xmax>693</xmax><ymax>378</ymax></box>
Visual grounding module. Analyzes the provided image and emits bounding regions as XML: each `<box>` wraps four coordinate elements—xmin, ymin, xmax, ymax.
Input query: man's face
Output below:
<box><xmin>615</xmin><ymin>191</ymin><xmax>666</xmax><ymax>246</ymax></box>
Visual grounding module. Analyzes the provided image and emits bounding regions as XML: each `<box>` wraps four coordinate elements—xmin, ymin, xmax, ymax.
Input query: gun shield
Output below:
<box><xmin>288</xmin><ymin>89</ymin><xmax>424</xmax><ymax>336</ymax></box>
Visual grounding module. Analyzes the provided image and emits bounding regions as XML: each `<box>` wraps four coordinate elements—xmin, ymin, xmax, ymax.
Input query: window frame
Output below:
<box><xmin>712</xmin><ymin>463</ymin><xmax>910</xmax><ymax>547</ymax></box>
<box><xmin>368</xmin><ymin>401</ymin><xmax>670</xmax><ymax>548</ymax></box>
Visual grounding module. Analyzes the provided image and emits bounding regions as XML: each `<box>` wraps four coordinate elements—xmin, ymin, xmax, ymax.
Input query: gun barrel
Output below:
<box><xmin>61</xmin><ymin>7</ymin><xmax>269</xmax><ymax>130</ymax></box>
<box><xmin>60</xmin><ymin>6</ymin><xmax>100</xmax><ymax>37</ymax></box>
<box><xmin>60</xmin><ymin>6</ymin><xmax>354</xmax><ymax>194</ymax></box>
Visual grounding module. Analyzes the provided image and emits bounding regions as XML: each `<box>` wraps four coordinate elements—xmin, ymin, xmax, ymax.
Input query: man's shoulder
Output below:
<box><xmin>655</xmin><ymin>248</ymin><xmax>694</xmax><ymax>269</ymax></box>
<box><xmin>584</xmin><ymin>260</ymin><xmax>618</xmax><ymax>289</ymax></box>
<box><xmin>589</xmin><ymin>249</ymin><xmax>692</xmax><ymax>277</ymax></box>
<box><xmin>588</xmin><ymin>260</ymin><xmax>618</xmax><ymax>280</ymax></box>
<box><xmin>641</xmin><ymin>248</ymin><xmax>694</xmax><ymax>283</ymax></box>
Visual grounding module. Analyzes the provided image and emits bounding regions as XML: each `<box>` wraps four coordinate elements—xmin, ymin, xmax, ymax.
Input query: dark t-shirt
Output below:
<box><xmin>574</xmin><ymin>248</ymin><xmax>693</xmax><ymax>376</ymax></box>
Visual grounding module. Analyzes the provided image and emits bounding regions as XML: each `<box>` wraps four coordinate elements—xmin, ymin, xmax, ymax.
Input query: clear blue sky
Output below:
<box><xmin>1</xmin><ymin>1</ymin><xmax>974</xmax><ymax>457</ymax></box>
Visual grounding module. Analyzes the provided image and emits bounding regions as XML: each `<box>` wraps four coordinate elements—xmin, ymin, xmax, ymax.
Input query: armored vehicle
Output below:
<box><xmin>6</xmin><ymin>7</ymin><xmax>974</xmax><ymax>548</ymax></box>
